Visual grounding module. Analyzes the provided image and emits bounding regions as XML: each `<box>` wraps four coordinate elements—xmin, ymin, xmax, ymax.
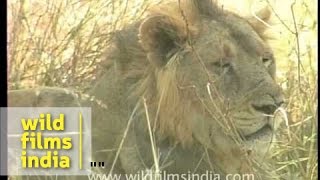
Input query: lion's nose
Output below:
<box><xmin>275</xmin><ymin>99</ymin><xmax>284</xmax><ymax>107</ymax></box>
<box><xmin>252</xmin><ymin>99</ymin><xmax>284</xmax><ymax>115</ymax></box>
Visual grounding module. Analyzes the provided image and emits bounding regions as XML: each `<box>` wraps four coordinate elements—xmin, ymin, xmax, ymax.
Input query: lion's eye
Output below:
<box><xmin>209</xmin><ymin>61</ymin><xmax>231</xmax><ymax>74</ymax></box>
<box><xmin>262</xmin><ymin>53</ymin><xmax>274</xmax><ymax>68</ymax></box>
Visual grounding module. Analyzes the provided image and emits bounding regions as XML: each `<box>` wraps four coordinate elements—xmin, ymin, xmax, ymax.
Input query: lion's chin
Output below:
<box><xmin>243</xmin><ymin>124</ymin><xmax>276</xmax><ymax>156</ymax></box>
<box><xmin>244</xmin><ymin>124</ymin><xmax>273</xmax><ymax>141</ymax></box>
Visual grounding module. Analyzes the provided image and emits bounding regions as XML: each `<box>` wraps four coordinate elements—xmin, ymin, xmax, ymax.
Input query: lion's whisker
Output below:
<box><xmin>262</xmin><ymin>113</ymin><xmax>274</xmax><ymax>117</ymax></box>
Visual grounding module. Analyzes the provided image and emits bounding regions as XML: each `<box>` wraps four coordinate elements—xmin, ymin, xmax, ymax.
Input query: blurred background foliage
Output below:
<box><xmin>8</xmin><ymin>0</ymin><xmax>317</xmax><ymax>179</ymax></box>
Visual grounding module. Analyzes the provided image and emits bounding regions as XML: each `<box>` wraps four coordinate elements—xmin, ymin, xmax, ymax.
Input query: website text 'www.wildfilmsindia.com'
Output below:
<box><xmin>87</xmin><ymin>170</ymin><xmax>255</xmax><ymax>180</ymax></box>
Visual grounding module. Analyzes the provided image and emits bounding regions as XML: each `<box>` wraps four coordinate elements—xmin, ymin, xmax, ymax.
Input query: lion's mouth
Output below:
<box><xmin>243</xmin><ymin>124</ymin><xmax>273</xmax><ymax>141</ymax></box>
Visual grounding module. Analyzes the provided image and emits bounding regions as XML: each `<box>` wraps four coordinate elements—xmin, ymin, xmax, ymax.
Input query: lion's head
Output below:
<box><xmin>96</xmin><ymin>0</ymin><xmax>285</xmax><ymax>175</ymax></box>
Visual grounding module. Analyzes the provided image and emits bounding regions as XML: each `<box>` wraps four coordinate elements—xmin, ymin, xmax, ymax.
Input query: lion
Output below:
<box><xmin>8</xmin><ymin>0</ymin><xmax>284</xmax><ymax>179</ymax></box>
<box><xmin>88</xmin><ymin>0</ymin><xmax>284</xmax><ymax>177</ymax></box>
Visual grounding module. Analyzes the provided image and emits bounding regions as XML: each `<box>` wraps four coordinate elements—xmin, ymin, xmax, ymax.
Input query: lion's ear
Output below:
<box><xmin>139</xmin><ymin>15</ymin><xmax>187</xmax><ymax>67</ymax></box>
<box><xmin>247</xmin><ymin>7</ymin><xmax>271</xmax><ymax>34</ymax></box>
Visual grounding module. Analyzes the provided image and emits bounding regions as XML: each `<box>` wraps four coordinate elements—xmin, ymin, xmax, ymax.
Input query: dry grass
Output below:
<box><xmin>8</xmin><ymin>0</ymin><xmax>317</xmax><ymax>179</ymax></box>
